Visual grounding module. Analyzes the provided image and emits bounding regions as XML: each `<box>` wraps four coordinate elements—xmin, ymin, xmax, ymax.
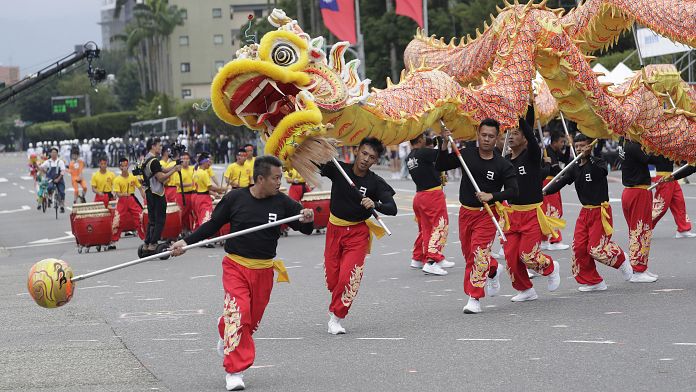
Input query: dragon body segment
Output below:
<box><xmin>211</xmin><ymin>2</ymin><xmax>696</xmax><ymax>184</ymax></box>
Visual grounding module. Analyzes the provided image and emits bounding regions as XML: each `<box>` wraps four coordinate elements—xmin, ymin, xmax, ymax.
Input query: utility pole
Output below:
<box><xmin>386</xmin><ymin>0</ymin><xmax>399</xmax><ymax>83</ymax></box>
<box><xmin>355</xmin><ymin>0</ymin><xmax>366</xmax><ymax>79</ymax></box>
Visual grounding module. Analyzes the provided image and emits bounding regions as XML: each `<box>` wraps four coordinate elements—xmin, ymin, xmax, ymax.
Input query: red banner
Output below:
<box><xmin>320</xmin><ymin>0</ymin><xmax>357</xmax><ymax>44</ymax></box>
<box><xmin>396</xmin><ymin>0</ymin><xmax>423</xmax><ymax>28</ymax></box>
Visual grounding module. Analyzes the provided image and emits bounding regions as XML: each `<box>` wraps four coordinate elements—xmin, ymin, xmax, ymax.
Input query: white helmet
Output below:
<box><xmin>29</xmin><ymin>142</ymin><xmax>33</xmax><ymax>148</ymax></box>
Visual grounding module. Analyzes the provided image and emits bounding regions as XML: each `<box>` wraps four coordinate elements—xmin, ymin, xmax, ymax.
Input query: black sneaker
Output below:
<box><xmin>107</xmin><ymin>245</ymin><xmax>116</xmax><ymax>250</ymax></box>
<box><xmin>60</xmin><ymin>207</ymin><xmax>65</xmax><ymax>213</ymax></box>
<box><xmin>36</xmin><ymin>205</ymin><xmax>41</xmax><ymax>210</ymax></box>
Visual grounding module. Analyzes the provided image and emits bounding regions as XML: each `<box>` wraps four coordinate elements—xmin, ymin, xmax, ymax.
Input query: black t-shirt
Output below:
<box><xmin>407</xmin><ymin>147</ymin><xmax>441</xmax><ymax>191</ymax></box>
<box><xmin>674</xmin><ymin>165</ymin><xmax>696</xmax><ymax>181</ymax></box>
<box><xmin>507</xmin><ymin>108</ymin><xmax>544</xmax><ymax>205</ymax></box>
<box><xmin>619</xmin><ymin>138</ymin><xmax>651</xmax><ymax>187</ymax></box>
<box><xmin>651</xmin><ymin>154</ymin><xmax>674</xmax><ymax>173</ymax></box>
<box><xmin>321</xmin><ymin>161</ymin><xmax>397</xmax><ymax>221</ymax></box>
<box><xmin>184</xmin><ymin>188</ymin><xmax>313</xmax><ymax>259</ymax></box>
<box><xmin>436</xmin><ymin>147</ymin><xmax>518</xmax><ymax>207</ymax></box>
<box><xmin>545</xmin><ymin>156</ymin><xmax>609</xmax><ymax>205</ymax></box>
<box><xmin>544</xmin><ymin>145</ymin><xmax>571</xmax><ymax>177</ymax></box>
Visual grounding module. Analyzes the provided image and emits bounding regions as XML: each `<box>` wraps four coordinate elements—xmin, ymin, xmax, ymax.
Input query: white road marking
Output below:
<box><xmin>170</xmin><ymin>332</ymin><xmax>199</xmax><ymax>336</ymax></box>
<box><xmin>28</xmin><ymin>234</ymin><xmax>75</xmax><ymax>244</ymax></box>
<box><xmin>19</xmin><ymin>185</ymin><xmax>25</xmax><ymax>190</ymax></box>
<box><xmin>16</xmin><ymin>292</ymin><xmax>29</xmax><ymax>296</ymax></box>
<box><xmin>78</xmin><ymin>285</ymin><xmax>120</xmax><ymax>290</ymax></box>
<box><xmin>653</xmin><ymin>289</ymin><xmax>684</xmax><ymax>292</ymax></box>
<box><xmin>457</xmin><ymin>338</ymin><xmax>511</xmax><ymax>342</ymax></box>
<box><xmin>138</xmin><ymin>298</ymin><xmax>164</xmax><ymax>301</ymax></box>
<box><xmin>3</xmin><ymin>240</ymin><xmax>75</xmax><ymax>250</ymax></box>
<box><xmin>152</xmin><ymin>338</ymin><xmax>199</xmax><ymax>341</ymax></box>
<box><xmin>250</xmin><ymin>365</ymin><xmax>275</xmax><ymax>369</ymax></box>
<box><xmin>659</xmin><ymin>358</ymin><xmax>674</xmax><ymax>361</ymax></box>
<box><xmin>12</xmin><ymin>182</ymin><xmax>17</xmax><ymax>186</ymax></box>
<box><xmin>28</xmin><ymin>190</ymin><xmax>34</xmax><ymax>194</ymax></box>
<box><xmin>0</xmin><ymin>178</ymin><xmax>7</xmax><ymax>183</ymax></box>
<box><xmin>255</xmin><ymin>337</ymin><xmax>304</xmax><ymax>340</ymax></box>
<box><xmin>136</xmin><ymin>279</ymin><xmax>165</xmax><ymax>284</ymax></box>
<box><xmin>604</xmin><ymin>311</ymin><xmax>622</xmax><ymax>315</ymax></box>
<box><xmin>673</xmin><ymin>342</ymin><xmax>696</xmax><ymax>346</ymax></box>
<box><xmin>285</xmin><ymin>265</ymin><xmax>302</xmax><ymax>269</ymax></box>
<box><xmin>0</xmin><ymin>193</ymin><xmax>5</xmax><ymax>197</ymax></box>
<box><xmin>21</xmin><ymin>176</ymin><xmax>34</xmax><ymax>180</ymax></box>
<box><xmin>552</xmin><ymin>325</ymin><xmax>569</xmax><ymax>328</ymax></box>
<box><xmin>190</xmin><ymin>274</ymin><xmax>216</xmax><ymax>280</ymax></box>
<box><xmin>564</xmin><ymin>340</ymin><xmax>616</xmax><ymax>344</ymax></box>
<box><xmin>0</xmin><ymin>205</ymin><xmax>31</xmax><ymax>214</ymax></box>
<box><xmin>68</xmin><ymin>339</ymin><xmax>99</xmax><ymax>342</ymax></box>
<box><xmin>356</xmin><ymin>338</ymin><xmax>404</xmax><ymax>340</ymax></box>
<box><xmin>382</xmin><ymin>252</ymin><xmax>400</xmax><ymax>256</ymax></box>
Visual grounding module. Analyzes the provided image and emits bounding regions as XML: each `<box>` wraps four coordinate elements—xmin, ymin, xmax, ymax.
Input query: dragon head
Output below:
<box><xmin>211</xmin><ymin>9</ymin><xmax>370</xmax><ymax>165</ymax></box>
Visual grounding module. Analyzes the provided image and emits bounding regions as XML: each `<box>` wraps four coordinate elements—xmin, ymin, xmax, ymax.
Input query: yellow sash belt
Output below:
<box><xmin>495</xmin><ymin>202</ymin><xmax>565</xmax><ymax>238</ymax></box>
<box><xmin>423</xmin><ymin>186</ymin><xmax>443</xmax><ymax>192</ymax></box>
<box><xmin>226</xmin><ymin>253</ymin><xmax>289</xmax><ymax>283</ymax></box>
<box><xmin>625</xmin><ymin>185</ymin><xmax>649</xmax><ymax>190</ymax></box>
<box><xmin>656</xmin><ymin>172</ymin><xmax>672</xmax><ymax>177</ymax></box>
<box><xmin>582</xmin><ymin>202</ymin><xmax>614</xmax><ymax>236</ymax></box>
<box><xmin>329</xmin><ymin>213</ymin><xmax>386</xmax><ymax>254</ymax></box>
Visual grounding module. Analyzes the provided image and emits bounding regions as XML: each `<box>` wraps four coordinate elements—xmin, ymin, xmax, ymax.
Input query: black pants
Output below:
<box><xmin>145</xmin><ymin>191</ymin><xmax>166</xmax><ymax>245</ymax></box>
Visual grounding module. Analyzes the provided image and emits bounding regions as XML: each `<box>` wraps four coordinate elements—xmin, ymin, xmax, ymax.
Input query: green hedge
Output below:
<box><xmin>72</xmin><ymin>111</ymin><xmax>137</xmax><ymax>140</ymax></box>
<box><xmin>25</xmin><ymin>121</ymin><xmax>74</xmax><ymax>142</ymax></box>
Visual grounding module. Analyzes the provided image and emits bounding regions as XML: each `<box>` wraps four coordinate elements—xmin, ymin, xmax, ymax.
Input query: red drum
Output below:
<box><xmin>138</xmin><ymin>202</ymin><xmax>182</xmax><ymax>241</ymax></box>
<box><xmin>70</xmin><ymin>202</ymin><xmax>114</xmax><ymax>253</ymax></box>
<box><xmin>301</xmin><ymin>191</ymin><xmax>330</xmax><ymax>230</ymax></box>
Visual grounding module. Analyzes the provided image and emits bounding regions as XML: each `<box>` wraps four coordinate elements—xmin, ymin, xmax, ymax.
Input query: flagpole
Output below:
<box><xmin>423</xmin><ymin>0</ymin><xmax>428</xmax><ymax>35</ymax></box>
<box><xmin>355</xmin><ymin>0</ymin><xmax>366</xmax><ymax>79</ymax></box>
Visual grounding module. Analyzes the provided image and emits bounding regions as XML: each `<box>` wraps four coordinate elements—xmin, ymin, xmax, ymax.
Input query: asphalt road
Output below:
<box><xmin>1</xmin><ymin>152</ymin><xmax>696</xmax><ymax>392</ymax></box>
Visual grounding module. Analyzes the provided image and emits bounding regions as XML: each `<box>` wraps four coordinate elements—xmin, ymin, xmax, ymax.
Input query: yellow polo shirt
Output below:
<box><xmin>193</xmin><ymin>168</ymin><xmax>211</xmax><ymax>193</ymax></box>
<box><xmin>161</xmin><ymin>159</ymin><xmax>176</xmax><ymax>186</ymax></box>
<box><xmin>113</xmin><ymin>173</ymin><xmax>141</xmax><ymax>195</ymax></box>
<box><xmin>224</xmin><ymin>162</ymin><xmax>251</xmax><ymax>188</ymax></box>
<box><xmin>91</xmin><ymin>170</ymin><xmax>115</xmax><ymax>193</ymax></box>
<box><xmin>244</xmin><ymin>157</ymin><xmax>255</xmax><ymax>184</ymax></box>
<box><xmin>177</xmin><ymin>166</ymin><xmax>195</xmax><ymax>193</ymax></box>
<box><xmin>284</xmin><ymin>168</ymin><xmax>305</xmax><ymax>184</ymax></box>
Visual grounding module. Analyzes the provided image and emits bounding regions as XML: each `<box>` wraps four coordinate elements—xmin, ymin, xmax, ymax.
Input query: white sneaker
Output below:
<box><xmin>490</xmin><ymin>249</ymin><xmax>503</xmax><ymax>259</ymax></box>
<box><xmin>527</xmin><ymin>268</ymin><xmax>541</xmax><ymax>279</ymax></box>
<box><xmin>217</xmin><ymin>337</ymin><xmax>225</xmax><ymax>358</ymax></box>
<box><xmin>540</xmin><ymin>240</ymin><xmax>550</xmax><ymax>250</ymax></box>
<box><xmin>630</xmin><ymin>272</ymin><xmax>658</xmax><ymax>283</ymax></box>
<box><xmin>618</xmin><ymin>258</ymin><xmax>633</xmax><ymax>281</ymax></box>
<box><xmin>547</xmin><ymin>242</ymin><xmax>570</xmax><ymax>251</ymax></box>
<box><xmin>410</xmin><ymin>259</ymin><xmax>424</xmax><ymax>269</ymax></box>
<box><xmin>463</xmin><ymin>297</ymin><xmax>482</xmax><ymax>314</ymax></box>
<box><xmin>225</xmin><ymin>372</ymin><xmax>245</xmax><ymax>391</ymax></box>
<box><xmin>485</xmin><ymin>269</ymin><xmax>500</xmax><ymax>297</ymax></box>
<box><xmin>645</xmin><ymin>270</ymin><xmax>659</xmax><ymax>279</ymax></box>
<box><xmin>439</xmin><ymin>259</ymin><xmax>455</xmax><ymax>268</ymax></box>
<box><xmin>328</xmin><ymin>313</ymin><xmax>346</xmax><ymax>335</ymax></box>
<box><xmin>547</xmin><ymin>261</ymin><xmax>560</xmax><ymax>291</ymax></box>
<box><xmin>423</xmin><ymin>262</ymin><xmax>448</xmax><ymax>276</ymax></box>
<box><xmin>675</xmin><ymin>231</ymin><xmax>696</xmax><ymax>238</ymax></box>
<box><xmin>578</xmin><ymin>281</ymin><xmax>607</xmax><ymax>292</ymax></box>
<box><xmin>511</xmin><ymin>288</ymin><xmax>538</xmax><ymax>302</ymax></box>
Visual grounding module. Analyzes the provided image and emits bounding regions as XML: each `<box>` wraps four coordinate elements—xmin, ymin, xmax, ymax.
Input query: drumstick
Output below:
<box><xmin>71</xmin><ymin>214</ymin><xmax>304</xmax><ymax>282</ymax></box>
<box><xmin>331</xmin><ymin>157</ymin><xmax>392</xmax><ymax>236</ymax></box>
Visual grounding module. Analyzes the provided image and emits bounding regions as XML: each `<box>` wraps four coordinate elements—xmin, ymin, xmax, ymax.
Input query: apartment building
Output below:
<box><xmin>0</xmin><ymin>66</ymin><xmax>20</xmax><ymax>86</ymax></box>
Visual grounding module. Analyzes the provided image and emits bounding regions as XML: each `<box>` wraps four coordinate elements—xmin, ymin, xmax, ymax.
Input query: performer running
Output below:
<box><xmin>438</xmin><ymin>120</ymin><xmax>518</xmax><ymax>313</ymax></box>
<box><xmin>67</xmin><ymin>151</ymin><xmax>87</xmax><ymax>204</ymax></box>
<box><xmin>170</xmin><ymin>156</ymin><xmax>315</xmax><ymax>391</ymax></box>
<box><xmin>90</xmin><ymin>157</ymin><xmax>115</xmax><ymax>207</ymax></box>
<box><xmin>541</xmin><ymin>130</ymin><xmax>571</xmax><ymax>250</ymax></box>
<box><xmin>544</xmin><ymin>135</ymin><xmax>633</xmax><ymax>291</ymax></box>
<box><xmin>321</xmin><ymin>137</ymin><xmax>397</xmax><ymax>334</ymax></box>
<box><xmin>223</xmin><ymin>148</ymin><xmax>252</xmax><ymax>190</ymax></box>
<box><xmin>111</xmin><ymin>157</ymin><xmax>145</xmax><ymax>248</ymax></box>
<box><xmin>618</xmin><ymin>138</ymin><xmax>658</xmax><ymax>282</ymax></box>
<box><xmin>406</xmin><ymin>132</ymin><xmax>453</xmax><ymax>276</ymax></box>
<box><xmin>650</xmin><ymin>155</ymin><xmax>696</xmax><ymax>238</ymax></box>
<box><xmin>501</xmin><ymin>106</ymin><xmax>562</xmax><ymax>302</ymax></box>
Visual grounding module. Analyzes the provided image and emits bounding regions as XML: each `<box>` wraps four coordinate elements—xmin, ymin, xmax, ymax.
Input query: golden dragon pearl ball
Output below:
<box><xmin>27</xmin><ymin>258</ymin><xmax>74</xmax><ymax>308</ymax></box>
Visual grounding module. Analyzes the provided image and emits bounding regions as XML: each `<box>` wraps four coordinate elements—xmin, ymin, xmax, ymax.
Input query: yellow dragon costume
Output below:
<box><xmin>211</xmin><ymin>2</ymin><xmax>696</xmax><ymax>185</ymax></box>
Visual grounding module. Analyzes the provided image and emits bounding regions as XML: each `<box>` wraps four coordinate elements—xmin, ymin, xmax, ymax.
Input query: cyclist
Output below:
<box><xmin>39</xmin><ymin>147</ymin><xmax>66</xmax><ymax>213</ymax></box>
<box><xmin>68</xmin><ymin>151</ymin><xmax>88</xmax><ymax>204</ymax></box>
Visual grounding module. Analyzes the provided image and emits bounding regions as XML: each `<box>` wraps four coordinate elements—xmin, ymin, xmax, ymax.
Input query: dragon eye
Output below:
<box><xmin>271</xmin><ymin>42</ymin><xmax>299</xmax><ymax>66</ymax></box>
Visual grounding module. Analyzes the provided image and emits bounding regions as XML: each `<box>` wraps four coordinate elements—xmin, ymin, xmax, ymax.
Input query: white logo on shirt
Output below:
<box><xmin>585</xmin><ymin>173</ymin><xmax>592</xmax><ymax>182</ymax></box>
<box><xmin>406</xmin><ymin>157</ymin><xmax>418</xmax><ymax>170</ymax></box>
<box><xmin>268</xmin><ymin>213</ymin><xmax>277</xmax><ymax>223</ymax></box>
<box><xmin>518</xmin><ymin>166</ymin><xmax>527</xmax><ymax>176</ymax></box>
<box><xmin>359</xmin><ymin>186</ymin><xmax>367</xmax><ymax>196</ymax></box>
<box><xmin>618</xmin><ymin>146</ymin><xmax>625</xmax><ymax>160</ymax></box>
<box><xmin>486</xmin><ymin>171</ymin><xmax>495</xmax><ymax>180</ymax></box>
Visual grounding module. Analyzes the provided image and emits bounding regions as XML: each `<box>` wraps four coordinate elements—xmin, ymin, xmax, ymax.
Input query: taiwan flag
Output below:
<box><xmin>396</xmin><ymin>0</ymin><xmax>424</xmax><ymax>28</ymax></box>
<box><xmin>320</xmin><ymin>0</ymin><xmax>356</xmax><ymax>44</ymax></box>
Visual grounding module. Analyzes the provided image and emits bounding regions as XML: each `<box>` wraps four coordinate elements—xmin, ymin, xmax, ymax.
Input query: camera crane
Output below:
<box><xmin>0</xmin><ymin>41</ymin><xmax>106</xmax><ymax>107</ymax></box>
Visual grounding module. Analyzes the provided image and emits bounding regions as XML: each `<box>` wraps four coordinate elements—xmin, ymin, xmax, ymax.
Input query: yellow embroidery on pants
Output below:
<box><xmin>651</xmin><ymin>194</ymin><xmax>665</xmax><ymax>221</ymax></box>
<box><xmin>520</xmin><ymin>242</ymin><xmax>551</xmax><ymax>273</ymax></box>
<box><xmin>570</xmin><ymin>240</ymin><xmax>580</xmax><ymax>277</ymax></box>
<box><xmin>427</xmin><ymin>216</ymin><xmax>448</xmax><ymax>256</ymax></box>
<box><xmin>546</xmin><ymin>203</ymin><xmax>561</xmax><ymax>219</ymax></box>
<box><xmin>341</xmin><ymin>264</ymin><xmax>364</xmax><ymax>307</ymax></box>
<box><xmin>470</xmin><ymin>245</ymin><xmax>490</xmax><ymax>288</ymax></box>
<box><xmin>589</xmin><ymin>235</ymin><xmax>621</xmax><ymax>267</ymax></box>
<box><xmin>628</xmin><ymin>220</ymin><xmax>652</xmax><ymax>266</ymax></box>
<box><xmin>223</xmin><ymin>293</ymin><xmax>242</xmax><ymax>355</ymax></box>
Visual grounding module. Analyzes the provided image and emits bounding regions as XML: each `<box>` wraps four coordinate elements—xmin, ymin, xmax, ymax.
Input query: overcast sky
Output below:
<box><xmin>0</xmin><ymin>0</ymin><xmax>102</xmax><ymax>76</ymax></box>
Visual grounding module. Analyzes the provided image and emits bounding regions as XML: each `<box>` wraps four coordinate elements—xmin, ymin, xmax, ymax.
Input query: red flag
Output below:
<box><xmin>320</xmin><ymin>0</ymin><xmax>356</xmax><ymax>44</ymax></box>
<box><xmin>395</xmin><ymin>0</ymin><xmax>423</xmax><ymax>28</ymax></box>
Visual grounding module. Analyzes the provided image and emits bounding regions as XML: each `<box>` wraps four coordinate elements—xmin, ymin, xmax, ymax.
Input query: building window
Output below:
<box><xmin>254</xmin><ymin>9</ymin><xmax>263</xmax><ymax>19</ymax></box>
<box><xmin>213</xmin><ymin>34</ymin><xmax>223</xmax><ymax>45</ymax></box>
<box><xmin>181</xmin><ymin>89</ymin><xmax>192</xmax><ymax>98</ymax></box>
<box><xmin>181</xmin><ymin>9</ymin><xmax>187</xmax><ymax>19</ymax></box>
<box><xmin>212</xmin><ymin>8</ymin><xmax>222</xmax><ymax>18</ymax></box>
<box><xmin>180</xmin><ymin>63</ymin><xmax>190</xmax><ymax>73</ymax></box>
<box><xmin>215</xmin><ymin>60</ymin><xmax>225</xmax><ymax>70</ymax></box>
<box><xmin>179</xmin><ymin>35</ymin><xmax>189</xmax><ymax>46</ymax></box>
<box><xmin>229</xmin><ymin>6</ymin><xmax>234</xmax><ymax>20</ymax></box>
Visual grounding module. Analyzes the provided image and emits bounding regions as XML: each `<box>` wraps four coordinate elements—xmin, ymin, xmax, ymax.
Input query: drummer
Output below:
<box><xmin>192</xmin><ymin>154</ymin><xmax>226</xmax><ymax>231</ymax></box>
<box><xmin>223</xmin><ymin>148</ymin><xmax>252</xmax><ymax>190</ymax></box>
<box><xmin>91</xmin><ymin>157</ymin><xmax>115</xmax><ymax>207</ymax></box>
<box><xmin>110</xmin><ymin>157</ymin><xmax>146</xmax><ymax>248</ymax></box>
<box><xmin>284</xmin><ymin>167</ymin><xmax>310</xmax><ymax>202</ymax></box>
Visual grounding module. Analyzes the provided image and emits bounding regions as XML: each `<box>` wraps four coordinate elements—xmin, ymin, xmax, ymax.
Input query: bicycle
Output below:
<box><xmin>37</xmin><ymin>177</ymin><xmax>49</xmax><ymax>213</ymax></box>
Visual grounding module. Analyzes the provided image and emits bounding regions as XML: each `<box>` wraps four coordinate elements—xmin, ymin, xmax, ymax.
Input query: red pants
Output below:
<box><xmin>174</xmin><ymin>192</ymin><xmax>194</xmax><ymax>232</ymax></box>
<box><xmin>111</xmin><ymin>195</ymin><xmax>142</xmax><ymax>242</ymax></box>
<box><xmin>412</xmin><ymin>189</ymin><xmax>448</xmax><ymax>263</ymax></box>
<box><xmin>192</xmin><ymin>193</ymin><xmax>213</xmax><ymax>229</ymax></box>
<box><xmin>217</xmin><ymin>257</ymin><xmax>274</xmax><ymax>374</ymax></box>
<box><xmin>503</xmin><ymin>208</ymin><xmax>555</xmax><ymax>291</ymax></box>
<box><xmin>94</xmin><ymin>193</ymin><xmax>110</xmax><ymax>207</ymax></box>
<box><xmin>288</xmin><ymin>183</ymin><xmax>309</xmax><ymax>202</ymax></box>
<box><xmin>165</xmin><ymin>186</ymin><xmax>178</xmax><ymax>203</ymax></box>
<box><xmin>542</xmin><ymin>178</ymin><xmax>564</xmax><ymax>244</ymax></box>
<box><xmin>459</xmin><ymin>207</ymin><xmax>499</xmax><ymax>299</ymax></box>
<box><xmin>652</xmin><ymin>176</ymin><xmax>691</xmax><ymax>232</ymax></box>
<box><xmin>571</xmin><ymin>206</ymin><xmax>626</xmax><ymax>285</ymax></box>
<box><xmin>324</xmin><ymin>221</ymin><xmax>369</xmax><ymax>318</ymax></box>
<box><xmin>622</xmin><ymin>188</ymin><xmax>653</xmax><ymax>272</ymax></box>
